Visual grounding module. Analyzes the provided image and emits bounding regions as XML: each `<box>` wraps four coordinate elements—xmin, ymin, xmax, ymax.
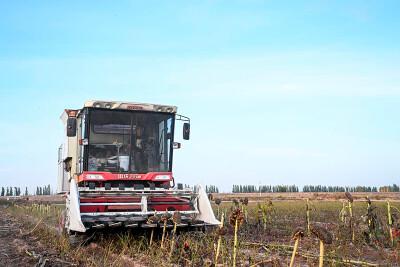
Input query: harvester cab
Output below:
<box><xmin>57</xmin><ymin>100</ymin><xmax>218</xmax><ymax>235</ymax></box>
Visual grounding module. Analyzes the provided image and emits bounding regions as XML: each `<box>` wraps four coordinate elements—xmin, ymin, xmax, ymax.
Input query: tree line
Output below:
<box><xmin>1</xmin><ymin>187</ymin><xmax>27</xmax><ymax>196</ymax></box>
<box><xmin>35</xmin><ymin>185</ymin><xmax>52</xmax><ymax>195</ymax></box>
<box><xmin>232</xmin><ymin>184</ymin><xmax>299</xmax><ymax>193</ymax></box>
<box><xmin>302</xmin><ymin>185</ymin><xmax>379</xmax><ymax>192</ymax></box>
<box><xmin>303</xmin><ymin>184</ymin><xmax>400</xmax><ymax>192</ymax></box>
<box><xmin>379</xmin><ymin>184</ymin><xmax>400</xmax><ymax>192</ymax></box>
<box><xmin>231</xmin><ymin>184</ymin><xmax>400</xmax><ymax>193</ymax></box>
<box><xmin>4</xmin><ymin>184</ymin><xmax>396</xmax><ymax>195</ymax></box>
<box><xmin>0</xmin><ymin>185</ymin><xmax>53</xmax><ymax>196</ymax></box>
<box><xmin>205</xmin><ymin>185</ymin><xmax>219</xmax><ymax>193</ymax></box>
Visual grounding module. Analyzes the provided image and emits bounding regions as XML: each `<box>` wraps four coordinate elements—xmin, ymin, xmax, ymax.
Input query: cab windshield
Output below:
<box><xmin>87</xmin><ymin>109</ymin><xmax>174</xmax><ymax>173</ymax></box>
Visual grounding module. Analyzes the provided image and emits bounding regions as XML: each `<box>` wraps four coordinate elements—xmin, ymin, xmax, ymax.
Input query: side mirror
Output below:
<box><xmin>67</xmin><ymin>118</ymin><xmax>77</xmax><ymax>137</ymax></box>
<box><xmin>183</xmin><ymin>123</ymin><xmax>190</xmax><ymax>140</ymax></box>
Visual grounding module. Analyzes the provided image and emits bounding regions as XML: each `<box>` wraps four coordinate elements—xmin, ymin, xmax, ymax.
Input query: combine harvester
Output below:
<box><xmin>57</xmin><ymin>100</ymin><xmax>218</xmax><ymax>241</ymax></box>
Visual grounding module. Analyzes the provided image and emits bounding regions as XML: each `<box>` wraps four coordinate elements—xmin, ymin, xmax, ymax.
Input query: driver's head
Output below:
<box><xmin>136</xmin><ymin>126</ymin><xmax>143</xmax><ymax>138</ymax></box>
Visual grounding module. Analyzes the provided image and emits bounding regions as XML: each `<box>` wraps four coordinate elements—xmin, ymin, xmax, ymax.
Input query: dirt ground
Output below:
<box><xmin>0</xmin><ymin>205</ymin><xmax>75</xmax><ymax>267</ymax></box>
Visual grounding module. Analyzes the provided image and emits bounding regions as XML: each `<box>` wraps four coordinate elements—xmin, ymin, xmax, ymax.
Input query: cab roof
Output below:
<box><xmin>84</xmin><ymin>100</ymin><xmax>177</xmax><ymax>113</ymax></box>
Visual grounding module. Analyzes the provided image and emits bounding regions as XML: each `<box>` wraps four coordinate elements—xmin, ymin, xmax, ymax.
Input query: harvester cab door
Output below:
<box><xmin>158</xmin><ymin>117</ymin><xmax>172</xmax><ymax>172</ymax></box>
<box><xmin>78</xmin><ymin>111</ymin><xmax>88</xmax><ymax>174</ymax></box>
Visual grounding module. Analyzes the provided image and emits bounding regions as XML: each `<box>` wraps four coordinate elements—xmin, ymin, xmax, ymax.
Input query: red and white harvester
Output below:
<box><xmin>57</xmin><ymin>100</ymin><xmax>218</xmax><ymax>238</ymax></box>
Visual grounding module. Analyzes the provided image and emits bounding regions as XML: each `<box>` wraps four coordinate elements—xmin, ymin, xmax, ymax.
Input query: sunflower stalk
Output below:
<box><xmin>169</xmin><ymin>222</ymin><xmax>177</xmax><ymax>259</ymax></box>
<box><xmin>161</xmin><ymin>218</ymin><xmax>167</xmax><ymax>249</ymax></box>
<box><xmin>310</xmin><ymin>224</ymin><xmax>332</xmax><ymax>267</ymax></box>
<box><xmin>214</xmin><ymin>213</ymin><xmax>225</xmax><ymax>264</ymax></box>
<box><xmin>215</xmin><ymin>198</ymin><xmax>222</xmax><ymax>219</ymax></box>
<box><xmin>387</xmin><ymin>201</ymin><xmax>393</xmax><ymax>246</ymax></box>
<box><xmin>230</xmin><ymin>208</ymin><xmax>244</xmax><ymax>267</ymax></box>
<box><xmin>289</xmin><ymin>238</ymin><xmax>300</xmax><ymax>267</ymax></box>
<box><xmin>345</xmin><ymin>192</ymin><xmax>355</xmax><ymax>242</ymax></box>
<box><xmin>289</xmin><ymin>228</ymin><xmax>304</xmax><ymax>267</ymax></box>
<box><xmin>262</xmin><ymin>204</ymin><xmax>268</xmax><ymax>230</ymax></box>
<box><xmin>339</xmin><ymin>202</ymin><xmax>346</xmax><ymax>223</ymax></box>
<box><xmin>366</xmin><ymin>197</ymin><xmax>373</xmax><ymax>241</ymax></box>
<box><xmin>306</xmin><ymin>198</ymin><xmax>311</xmax><ymax>234</ymax></box>
<box><xmin>169</xmin><ymin>212</ymin><xmax>181</xmax><ymax>259</ymax></box>
<box><xmin>149</xmin><ymin>229</ymin><xmax>154</xmax><ymax>246</ymax></box>
<box><xmin>242</xmin><ymin>198</ymin><xmax>249</xmax><ymax>223</ymax></box>
<box><xmin>349</xmin><ymin>201</ymin><xmax>354</xmax><ymax>241</ymax></box>
<box><xmin>319</xmin><ymin>240</ymin><xmax>324</xmax><ymax>267</ymax></box>
<box><xmin>233</xmin><ymin>218</ymin><xmax>238</xmax><ymax>267</ymax></box>
<box><xmin>147</xmin><ymin>213</ymin><xmax>159</xmax><ymax>247</ymax></box>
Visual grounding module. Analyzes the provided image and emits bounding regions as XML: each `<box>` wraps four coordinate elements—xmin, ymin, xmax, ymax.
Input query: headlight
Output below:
<box><xmin>154</xmin><ymin>175</ymin><xmax>171</xmax><ymax>181</ymax></box>
<box><xmin>86</xmin><ymin>174</ymin><xmax>104</xmax><ymax>180</ymax></box>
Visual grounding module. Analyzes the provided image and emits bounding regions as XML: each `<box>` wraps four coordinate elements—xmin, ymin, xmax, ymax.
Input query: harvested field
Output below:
<box><xmin>0</xmin><ymin>204</ymin><xmax>75</xmax><ymax>266</ymax></box>
<box><xmin>1</xmin><ymin>193</ymin><xmax>400</xmax><ymax>266</ymax></box>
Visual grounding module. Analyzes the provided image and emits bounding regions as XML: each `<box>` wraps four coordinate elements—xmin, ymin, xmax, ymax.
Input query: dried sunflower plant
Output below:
<box><xmin>310</xmin><ymin>224</ymin><xmax>333</xmax><ymax>267</ymax></box>
<box><xmin>230</xmin><ymin>208</ymin><xmax>244</xmax><ymax>267</ymax></box>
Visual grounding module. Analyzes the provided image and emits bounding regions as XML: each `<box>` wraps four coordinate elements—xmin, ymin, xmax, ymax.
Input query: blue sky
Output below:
<box><xmin>0</xmin><ymin>1</ymin><xmax>399</xmax><ymax>193</ymax></box>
